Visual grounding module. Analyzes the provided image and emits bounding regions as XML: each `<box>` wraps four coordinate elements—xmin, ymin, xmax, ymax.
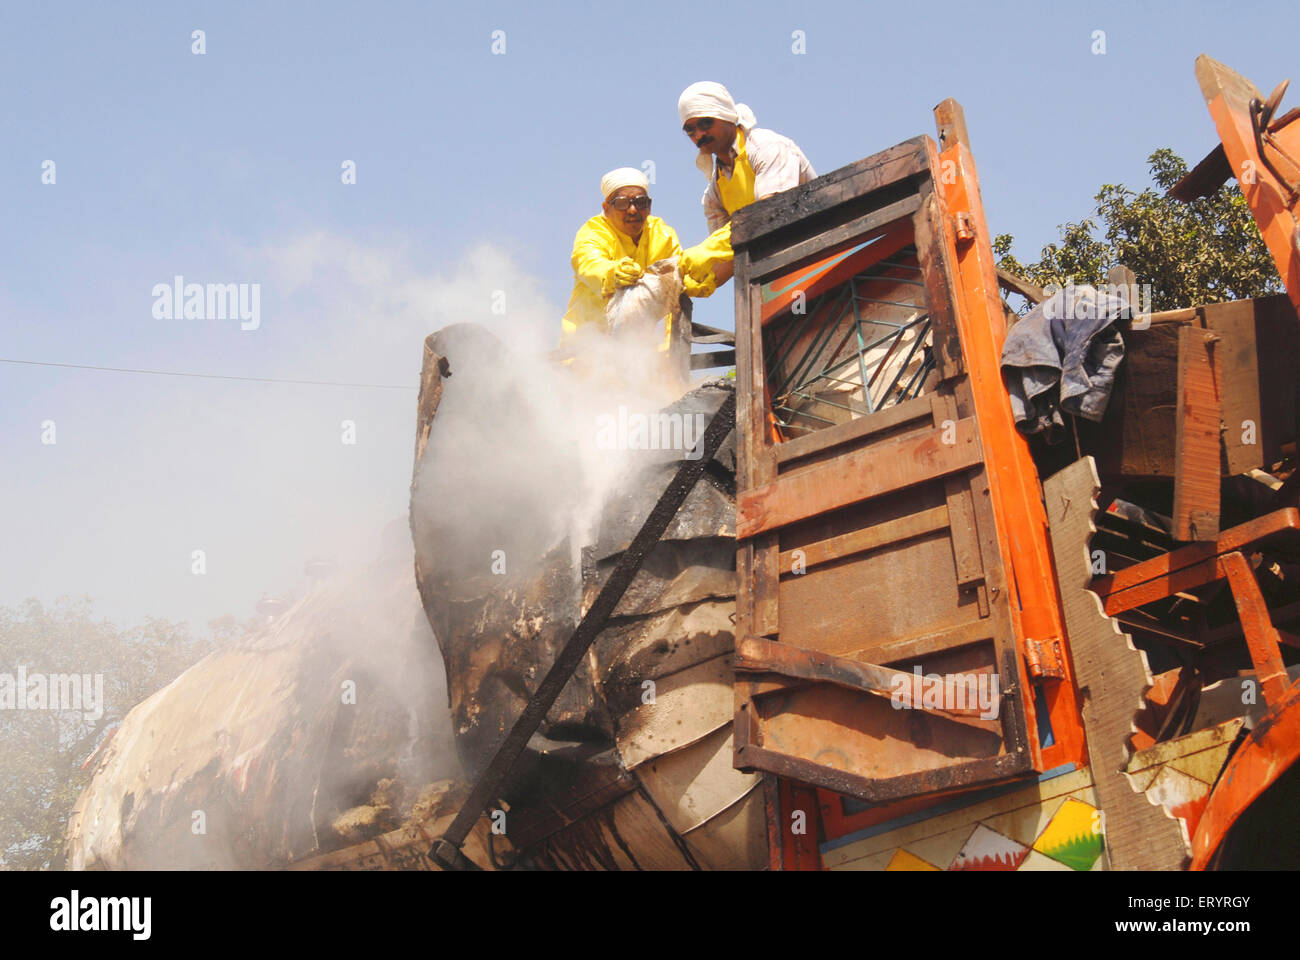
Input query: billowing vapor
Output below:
<box><xmin>58</xmin><ymin>236</ymin><xmax>621</xmax><ymax>868</ymax></box>
<box><xmin>58</xmin><ymin>233</ymin><xmax>709</xmax><ymax>868</ymax></box>
<box><xmin>412</xmin><ymin>308</ymin><xmax>695</xmax><ymax>588</ymax></box>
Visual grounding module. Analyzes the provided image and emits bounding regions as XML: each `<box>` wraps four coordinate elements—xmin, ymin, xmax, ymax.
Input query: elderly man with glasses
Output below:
<box><xmin>561</xmin><ymin>167</ymin><xmax>709</xmax><ymax>351</ymax></box>
<box><xmin>677</xmin><ymin>82</ymin><xmax>816</xmax><ymax>298</ymax></box>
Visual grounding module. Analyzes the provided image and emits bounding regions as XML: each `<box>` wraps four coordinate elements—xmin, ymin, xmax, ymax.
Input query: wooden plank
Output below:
<box><xmin>1145</xmin><ymin>307</ymin><xmax>1201</xmax><ymax>326</ymax></box>
<box><xmin>775</xmin><ymin>391</ymin><xmax>933</xmax><ymax>466</ymax></box>
<box><xmin>735</xmin><ymin>236</ymin><xmax>771</xmax><ymax>772</ymax></box>
<box><xmin>761</xmin><ymin>775</ymin><xmax>782</xmax><ymax>870</ymax></box>
<box><xmin>734</xmin><ymin>248</ymin><xmax>759</xmax><ymax>493</ymax></box>
<box><xmin>776</xmin><ymin>779</ymin><xmax>823</xmax><ymax>870</ymax></box>
<box><xmin>735</xmin><ymin>542</ymin><xmax>756</xmax><ymax>641</ymax></box>
<box><xmin>934</xmin><ymin>98</ymin><xmax>970</xmax><ymax>152</ymax></box>
<box><xmin>845</xmin><ymin>616</ymin><xmax>995</xmax><ymax>667</ymax></box>
<box><xmin>777</xmin><ymin>504</ymin><xmax>950</xmax><ymax>573</ymax></box>
<box><xmin>1208</xmin><ymin>295</ymin><xmax>1300</xmax><ymax>476</ymax></box>
<box><xmin>1219</xmin><ymin>551</ymin><xmax>1291</xmax><ymax>707</ymax></box>
<box><xmin>931</xmin><ymin>391</ymin><xmax>985</xmax><ymax>588</ymax></box>
<box><xmin>737</xmin><ymin>635</ymin><xmax>900</xmax><ymax>694</ymax></box>
<box><xmin>1196</xmin><ymin>55</ymin><xmax>1300</xmax><ymax>318</ymax></box>
<box><xmin>745</xmin><ymin>280</ymin><xmax>769</xmax><ymax>467</ymax></box>
<box><xmin>735</xmin><ymin>636</ymin><xmax>1000</xmax><ymax>732</ymax></box>
<box><xmin>690</xmin><ymin>320</ymin><xmax>735</xmax><ymax>341</ymax></box>
<box><xmin>748</xmin><ymin>194</ymin><xmax>922</xmax><ymax>282</ymax></box>
<box><xmin>737</xmin><ymin>417</ymin><xmax>982</xmax><ymax>538</ymax></box>
<box><xmin>737</xmin><ymin>742</ymin><xmax>1029</xmax><ymax>806</ymax></box>
<box><xmin>741</xmin><ymin>268</ymin><xmax>780</xmax><ymax>637</ymax></box>
<box><xmin>1169</xmin><ymin>143</ymin><xmax>1231</xmax><ymax>201</ymax></box>
<box><xmin>1253</xmin><ymin>296</ymin><xmax>1300</xmax><ymax>465</ymax></box>
<box><xmin>1093</xmin><ymin>509</ymin><xmax>1300</xmax><ymax>598</ymax></box>
<box><xmin>753</xmin><ymin>534</ymin><xmax>780</xmax><ymax>636</ymax></box>
<box><xmin>1173</xmin><ymin>325</ymin><xmax>1222</xmax><ymax>540</ymax></box>
<box><xmin>1207</xmin><ymin>299</ymin><xmax>1262</xmax><ymax>476</ymax></box>
<box><xmin>1043</xmin><ymin>456</ymin><xmax>1189</xmax><ymax>870</ymax></box>
<box><xmin>732</xmin><ymin>138</ymin><xmax>931</xmax><ymax>248</ymax></box>
<box><xmin>922</xmin><ymin>139</ymin><xmax>1056</xmax><ymax>768</ymax></box>
<box><xmin>733</xmin><ymin>248</ymin><xmax>778</xmax><ymax>638</ymax></box>
<box><xmin>1078</xmin><ymin>299</ymin><xmax>1285</xmax><ymax>481</ymax></box>
<box><xmin>778</xmin><ymin>521</ymin><xmax>973</xmax><ymax>658</ymax></box>
<box><xmin>690</xmin><ymin>349</ymin><xmax>735</xmax><ymax>369</ymax></box>
<box><xmin>1107</xmin><ymin>561</ymin><xmax>1237</xmax><ymax>613</ymax></box>
<box><xmin>912</xmin><ymin>188</ymin><xmax>963</xmax><ymax>381</ymax></box>
<box><xmin>944</xmin><ymin>475</ymin><xmax>984</xmax><ymax>588</ymax></box>
<box><xmin>1084</xmin><ymin>322</ymin><xmax>1181</xmax><ymax>477</ymax></box>
<box><xmin>995</xmin><ymin>268</ymin><xmax>1044</xmax><ymax>305</ymax></box>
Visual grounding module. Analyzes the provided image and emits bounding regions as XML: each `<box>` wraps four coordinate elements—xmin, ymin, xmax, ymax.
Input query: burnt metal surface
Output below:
<box><xmin>411</xmin><ymin>335</ymin><xmax>756</xmax><ymax>869</ymax></box>
<box><xmin>587</xmin><ymin>536</ymin><xmax>737</xmax><ymax>619</ymax></box>
<box><xmin>410</xmin><ymin>324</ymin><xmax>609</xmax><ymax>781</ymax></box>
<box><xmin>66</xmin><ymin>540</ymin><xmax>459</xmax><ymax>870</ymax></box>
<box><xmin>589</xmin><ymin>381</ymin><xmax>737</xmax><ymax>561</ymax></box>
<box><xmin>428</xmin><ymin>544</ymin><xmax>603</xmax><ymax>781</ymax></box>
<box><xmin>431</xmin><ymin>391</ymin><xmax>737</xmax><ymax>869</ymax></box>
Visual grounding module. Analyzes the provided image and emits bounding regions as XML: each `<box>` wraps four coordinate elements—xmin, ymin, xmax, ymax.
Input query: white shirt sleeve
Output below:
<box><xmin>748</xmin><ymin>129</ymin><xmax>815</xmax><ymax>200</ymax></box>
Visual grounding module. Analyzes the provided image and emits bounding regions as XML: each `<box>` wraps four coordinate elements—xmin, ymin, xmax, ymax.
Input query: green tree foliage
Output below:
<box><xmin>994</xmin><ymin>149</ymin><xmax>1282</xmax><ymax>312</ymax></box>
<box><xmin>0</xmin><ymin>599</ymin><xmax>247</xmax><ymax>869</ymax></box>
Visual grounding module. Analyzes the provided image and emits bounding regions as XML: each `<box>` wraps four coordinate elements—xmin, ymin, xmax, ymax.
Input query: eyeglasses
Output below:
<box><xmin>682</xmin><ymin>117</ymin><xmax>715</xmax><ymax>136</ymax></box>
<box><xmin>608</xmin><ymin>195</ymin><xmax>652</xmax><ymax>211</ymax></box>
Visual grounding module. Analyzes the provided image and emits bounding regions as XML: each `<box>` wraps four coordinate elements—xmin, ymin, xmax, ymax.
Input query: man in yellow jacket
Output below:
<box><xmin>677</xmin><ymin>82</ymin><xmax>816</xmax><ymax>297</ymax></box>
<box><xmin>562</xmin><ymin>167</ymin><xmax>696</xmax><ymax>352</ymax></box>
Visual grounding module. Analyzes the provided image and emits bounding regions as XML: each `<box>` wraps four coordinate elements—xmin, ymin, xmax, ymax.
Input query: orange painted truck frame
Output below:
<box><xmin>737</xmin><ymin>55</ymin><xmax>1300</xmax><ymax>871</ymax></box>
<box><xmin>1195</xmin><ymin>56</ymin><xmax>1300</xmax><ymax>318</ymax></box>
<box><xmin>729</xmin><ymin>100</ymin><xmax>1085</xmax><ymax>841</ymax></box>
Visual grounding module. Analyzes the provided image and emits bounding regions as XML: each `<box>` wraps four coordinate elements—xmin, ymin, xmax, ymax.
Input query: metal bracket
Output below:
<box><xmin>428</xmin><ymin>837</ymin><xmax>483</xmax><ymax>872</ymax></box>
<box><xmin>1024</xmin><ymin>637</ymin><xmax>1066</xmax><ymax>680</ymax></box>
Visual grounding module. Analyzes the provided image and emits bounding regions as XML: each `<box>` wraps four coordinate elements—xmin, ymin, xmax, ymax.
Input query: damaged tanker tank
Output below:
<box><xmin>63</xmin><ymin>529</ymin><xmax>468</xmax><ymax>870</ymax></box>
<box><xmin>409</xmin><ymin>322</ymin><xmax>765</xmax><ymax>869</ymax></box>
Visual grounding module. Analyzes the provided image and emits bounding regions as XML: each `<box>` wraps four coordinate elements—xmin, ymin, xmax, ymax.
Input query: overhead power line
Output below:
<box><xmin>0</xmin><ymin>357</ymin><xmax>417</xmax><ymax>390</ymax></box>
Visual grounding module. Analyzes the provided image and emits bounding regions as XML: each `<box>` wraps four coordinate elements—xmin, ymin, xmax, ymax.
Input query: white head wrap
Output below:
<box><xmin>600</xmin><ymin>167</ymin><xmax>650</xmax><ymax>202</ymax></box>
<box><xmin>677</xmin><ymin>81</ymin><xmax>757</xmax><ymax>130</ymax></box>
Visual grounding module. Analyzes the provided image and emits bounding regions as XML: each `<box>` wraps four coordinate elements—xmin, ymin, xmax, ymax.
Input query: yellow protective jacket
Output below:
<box><xmin>681</xmin><ymin>127</ymin><xmax>815</xmax><ymax>296</ymax></box>
<box><xmin>561</xmin><ymin>214</ymin><xmax>683</xmax><ymax>341</ymax></box>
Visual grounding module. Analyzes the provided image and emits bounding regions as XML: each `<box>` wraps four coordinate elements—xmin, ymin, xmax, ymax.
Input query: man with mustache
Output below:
<box><xmin>677</xmin><ymin>81</ymin><xmax>816</xmax><ymax>297</ymax></box>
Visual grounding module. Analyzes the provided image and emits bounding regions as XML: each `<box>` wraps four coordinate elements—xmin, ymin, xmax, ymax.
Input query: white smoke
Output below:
<box><xmin>411</xmin><ymin>310</ymin><xmax>696</xmax><ymax>588</ymax></box>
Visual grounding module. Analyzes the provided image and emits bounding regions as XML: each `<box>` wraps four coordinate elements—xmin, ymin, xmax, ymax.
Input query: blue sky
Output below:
<box><xmin>1</xmin><ymin>0</ymin><xmax>1294</xmax><ymax>629</ymax></box>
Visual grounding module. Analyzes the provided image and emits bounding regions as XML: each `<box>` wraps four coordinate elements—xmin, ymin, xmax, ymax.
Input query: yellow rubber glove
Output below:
<box><xmin>681</xmin><ymin>271</ymin><xmax>717</xmax><ymax>299</ymax></box>
<box><xmin>680</xmin><ymin>223</ymin><xmax>732</xmax><ymax>297</ymax></box>
<box><xmin>613</xmin><ymin>257</ymin><xmax>643</xmax><ymax>287</ymax></box>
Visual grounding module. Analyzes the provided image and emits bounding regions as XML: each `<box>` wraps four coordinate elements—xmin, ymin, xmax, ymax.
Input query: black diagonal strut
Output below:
<box><xmin>430</xmin><ymin>390</ymin><xmax>737</xmax><ymax>871</ymax></box>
